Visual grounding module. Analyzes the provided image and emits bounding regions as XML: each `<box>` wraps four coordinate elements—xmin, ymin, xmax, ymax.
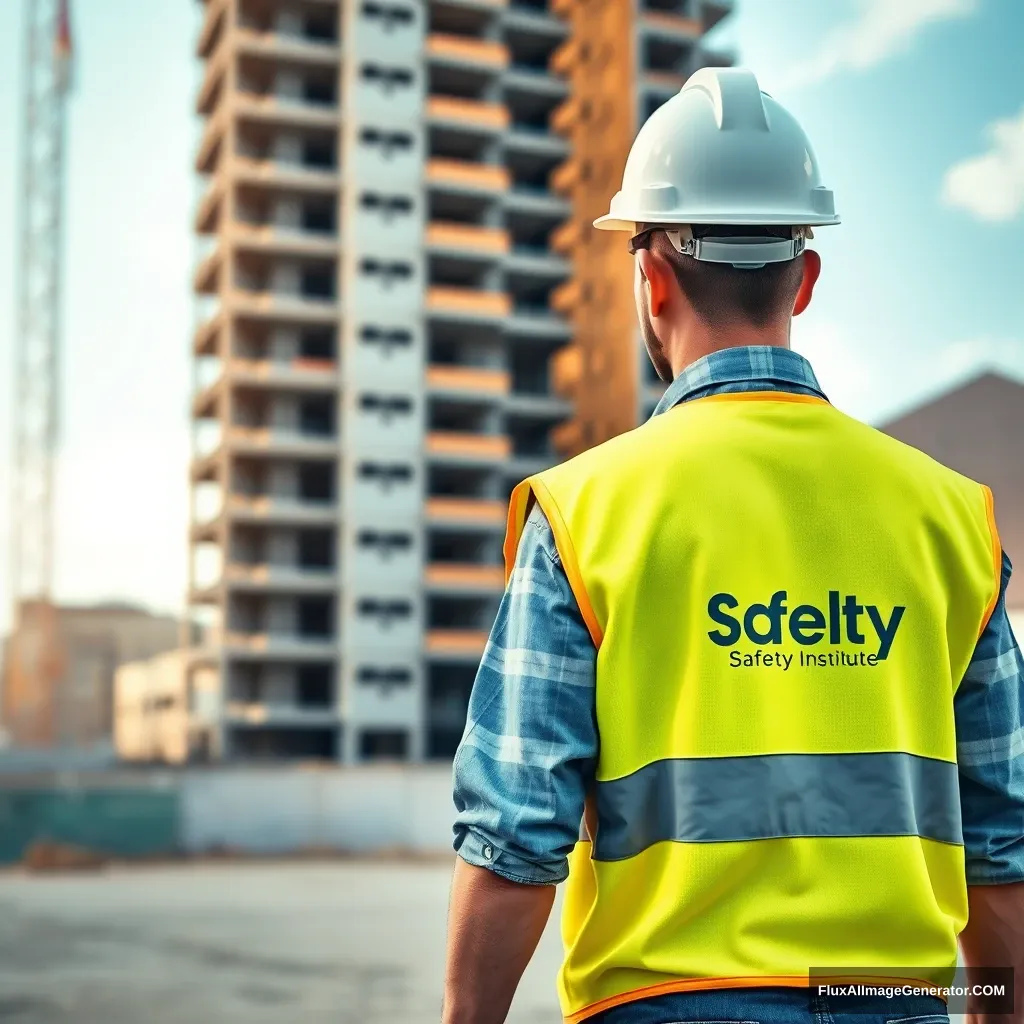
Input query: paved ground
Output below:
<box><xmin>0</xmin><ymin>861</ymin><xmax>564</xmax><ymax>1024</ymax></box>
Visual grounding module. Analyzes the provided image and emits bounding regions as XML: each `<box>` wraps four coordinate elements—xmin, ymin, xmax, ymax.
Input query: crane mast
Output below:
<box><xmin>3</xmin><ymin>0</ymin><xmax>73</xmax><ymax>747</ymax></box>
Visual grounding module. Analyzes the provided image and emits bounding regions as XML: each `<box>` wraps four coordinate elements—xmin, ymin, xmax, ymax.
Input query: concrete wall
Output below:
<box><xmin>180</xmin><ymin>765</ymin><xmax>455</xmax><ymax>855</ymax></box>
<box><xmin>0</xmin><ymin>766</ymin><xmax>457</xmax><ymax>863</ymax></box>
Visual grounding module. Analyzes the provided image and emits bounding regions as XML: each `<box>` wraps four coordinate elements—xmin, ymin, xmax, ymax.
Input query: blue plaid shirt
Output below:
<box><xmin>452</xmin><ymin>346</ymin><xmax>1024</xmax><ymax>886</ymax></box>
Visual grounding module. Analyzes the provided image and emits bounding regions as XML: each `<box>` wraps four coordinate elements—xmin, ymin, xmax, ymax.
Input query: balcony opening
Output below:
<box><xmin>428</xmin><ymin>533</ymin><xmax>494</xmax><ymax>564</ymax></box>
<box><xmin>299</xmin><ymin>395</ymin><xmax>335</xmax><ymax>437</ymax></box>
<box><xmin>230</xmin><ymin>598</ymin><xmax>261</xmax><ymax>637</ymax></box>
<box><xmin>509</xmin><ymin>219</ymin><xmax>552</xmax><ymax>252</ymax></box>
<box><xmin>297</xmin><ymin>663</ymin><xmax>334</xmax><ymax>707</ymax></box>
<box><xmin>427</xmin><ymin>0</ymin><xmax>491</xmax><ymax>35</ymax></box>
<box><xmin>509</xmin><ymin>149</ymin><xmax>563</xmax><ymax>192</ymax></box>
<box><xmin>232</xmin><ymin>726</ymin><xmax>338</xmax><ymax>761</ymax></box>
<box><xmin>642</xmin><ymin>0</ymin><xmax>693</xmax><ymax>12</ymax></box>
<box><xmin>643</xmin><ymin>94</ymin><xmax>666</xmax><ymax>125</ymax></box>
<box><xmin>428</xmin><ymin>595</ymin><xmax>495</xmax><ymax>631</ymax></box>
<box><xmin>427</xmin><ymin>465</ymin><xmax>490</xmax><ymax>499</ymax></box>
<box><xmin>302</xmin><ymin>200</ymin><xmax>336</xmax><ymax>233</ymax></box>
<box><xmin>427</xmin><ymin>663</ymin><xmax>476</xmax><ymax>759</ymax></box>
<box><xmin>359</xmin><ymin>729</ymin><xmax>409</xmax><ymax>761</ymax></box>
<box><xmin>300</xmin><ymin>326</ymin><xmax>335</xmax><ymax>360</ymax></box>
<box><xmin>298</xmin><ymin>461</ymin><xmax>334</xmax><ymax>502</ymax></box>
<box><xmin>429</xmin><ymin>338</ymin><xmax>459</xmax><ymax>365</ymax></box>
<box><xmin>427</xmin><ymin>65</ymin><xmax>490</xmax><ymax>103</ymax></box>
<box><xmin>510</xmin><ymin>354</ymin><xmax>551</xmax><ymax>396</ymax></box>
<box><xmin>304</xmin><ymin>11</ymin><xmax>338</xmax><ymax>42</ymax></box>
<box><xmin>508</xmin><ymin>90</ymin><xmax>556</xmax><ymax>132</ymax></box>
<box><xmin>511</xmin><ymin>281</ymin><xmax>555</xmax><ymax>317</ymax></box>
<box><xmin>428</xmin><ymin>403</ymin><xmax>489</xmax><ymax>434</ymax></box>
<box><xmin>644</xmin><ymin>35</ymin><xmax>690</xmax><ymax>74</ymax></box>
<box><xmin>231</xmin><ymin>664</ymin><xmax>262</xmax><ymax>704</ymax></box>
<box><xmin>301</xmin><ymin>267</ymin><xmax>335</xmax><ymax>299</ymax></box>
<box><xmin>510</xmin><ymin>422</ymin><xmax>554</xmax><ymax>457</ymax></box>
<box><xmin>428</xmin><ymin>189</ymin><xmax>491</xmax><ymax>226</ymax></box>
<box><xmin>299</xmin><ymin>528</ymin><xmax>334</xmax><ymax>570</ymax></box>
<box><xmin>427</xmin><ymin>257</ymin><xmax>489</xmax><ymax>290</ymax></box>
<box><xmin>302</xmin><ymin>76</ymin><xmax>337</xmax><ymax>106</ymax></box>
<box><xmin>298</xmin><ymin>596</ymin><xmax>334</xmax><ymax>638</ymax></box>
<box><xmin>302</xmin><ymin>136</ymin><xmax>336</xmax><ymax>169</ymax></box>
<box><xmin>427</xmin><ymin>124</ymin><xmax>491</xmax><ymax>164</ymax></box>
<box><xmin>506</xmin><ymin>18</ymin><xmax>561</xmax><ymax>70</ymax></box>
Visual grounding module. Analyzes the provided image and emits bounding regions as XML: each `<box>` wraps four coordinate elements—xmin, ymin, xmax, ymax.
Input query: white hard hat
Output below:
<box><xmin>596</xmin><ymin>67</ymin><xmax>839</xmax><ymax>267</ymax></box>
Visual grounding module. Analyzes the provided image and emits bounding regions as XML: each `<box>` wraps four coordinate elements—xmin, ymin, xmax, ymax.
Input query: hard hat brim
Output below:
<box><xmin>593</xmin><ymin>212</ymin><xmax>841</xmax><ymax>231</ymax></box>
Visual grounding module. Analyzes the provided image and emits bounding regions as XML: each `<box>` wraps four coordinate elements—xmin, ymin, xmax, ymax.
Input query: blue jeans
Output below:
<box><xmin>589</xmin><ymin>986</ymin><xmax>949</xmax><ymax>1024</ymax></box>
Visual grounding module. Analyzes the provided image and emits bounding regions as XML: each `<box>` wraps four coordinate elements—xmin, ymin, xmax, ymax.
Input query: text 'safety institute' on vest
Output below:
<box><xmin>707</xmin><ymin>591</ymin><xmax>906</xmax><ymax>671</ymax></box>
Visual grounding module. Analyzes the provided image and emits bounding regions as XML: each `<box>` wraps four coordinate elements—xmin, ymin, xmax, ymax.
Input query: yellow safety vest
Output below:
<box><xmin>504</xmin><ymin>392</ymin><xmax>1001</xmax><ymax>1024</ymax></box>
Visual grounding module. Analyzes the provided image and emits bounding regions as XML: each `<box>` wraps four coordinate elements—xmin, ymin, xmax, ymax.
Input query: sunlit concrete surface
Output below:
<box><xmin>0</xmin><ymin>861</ymin><xmax>564</xmax><ymax>1024</ymax></box>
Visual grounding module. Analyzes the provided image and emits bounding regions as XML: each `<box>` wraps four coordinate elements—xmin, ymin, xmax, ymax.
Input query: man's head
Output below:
<box><xmin>632</xmin><ymin>225</ymin><xmax>822</xmax><ymax>382</ymax></box>
<box><xmin>593</xmin><ymin>67</ymin><xmax>840</xmax><ymax>380</ymax></box>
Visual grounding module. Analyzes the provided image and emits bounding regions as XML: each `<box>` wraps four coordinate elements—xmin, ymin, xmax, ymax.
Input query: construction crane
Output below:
<box><xmin>3</xmin><ymin>0</ymin><xmax>73</xmax><ymax>746</ymax></box>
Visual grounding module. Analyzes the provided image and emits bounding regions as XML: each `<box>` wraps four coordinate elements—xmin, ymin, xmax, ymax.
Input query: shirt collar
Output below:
<box><xmin>651</xmin><ymin>345</ymin><xmax>827</xmax><ymax>418</ymax></box>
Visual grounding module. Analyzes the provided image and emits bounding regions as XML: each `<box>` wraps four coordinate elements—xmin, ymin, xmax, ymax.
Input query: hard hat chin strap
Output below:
<box><xmin>664</xmin><ymin>226</ymin><xmax>809</xmax><ymax>270</ymax></box>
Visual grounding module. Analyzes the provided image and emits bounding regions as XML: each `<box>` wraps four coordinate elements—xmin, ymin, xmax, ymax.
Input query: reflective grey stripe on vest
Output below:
<box><xmin>592</xmin><ymin>751</ymin><xmax>962</xmax><ymax>862</ymax></box>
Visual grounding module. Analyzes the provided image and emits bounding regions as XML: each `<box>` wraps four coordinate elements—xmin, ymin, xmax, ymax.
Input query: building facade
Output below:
<box><xmin>114</xmin><ymin>650</ymin><xmax>192</xmax><ymax>765</ymax></box>
<box><xmin>1</xmin><ymin>602</ymin><xmax>181</xmax><ymax>751</ymax></box>
<box><xmin>187</xmin><ymin>0</ymin><xmax>733</xmax><ymax>762</ymax></box>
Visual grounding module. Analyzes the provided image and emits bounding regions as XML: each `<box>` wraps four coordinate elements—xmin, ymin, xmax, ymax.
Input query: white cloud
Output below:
<box><xmin>779</xmin><ymin>0</ymin><xmax>977</xmax><ymax>90</ymax></box>
<box><xmin>941</xmin><ymin>107</ymin><xmax>1024</xmax><ymax>222</ymax></box>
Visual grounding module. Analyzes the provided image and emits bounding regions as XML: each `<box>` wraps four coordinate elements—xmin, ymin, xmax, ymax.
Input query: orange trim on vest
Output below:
<box><xmin>979</xmin><ymin>484</ymin><xmax>1003</xmax><ymax>639</ymax></box>
<box><xmin>530</xmin><ymin>477</ymin><xmax>604</xmax><ymax>648</ymax></box>
<box><xmin>693</xmin><ymin>391</ymin><xmax>830</xmax><ymax>406</ymax></box>
<box><xmin>503</xmin><ymin>480</ymin><xmax>533</xmax><ymax>584</ymax></box>
<box><xmin>564</xmin><ymin>973</ymin><xmax>949</xmax><ymax>1023</ymax></box>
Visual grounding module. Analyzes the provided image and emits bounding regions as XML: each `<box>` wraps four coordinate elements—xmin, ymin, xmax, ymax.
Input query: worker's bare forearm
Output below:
<box><xmin>960</xmin><ymin>881</ymin><xmax>1024</xmax><ymax>1024</ymax></box>
<box><xmin>442</xmin><ymin>857</ymin><xmax>555</xmax><ymax>1024</ymax></box>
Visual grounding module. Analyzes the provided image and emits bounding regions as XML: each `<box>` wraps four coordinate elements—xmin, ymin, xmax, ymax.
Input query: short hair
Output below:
<box><xmin>648</xmin><ymin>225</ymin><xmax>806</xmax><ymax>329</ymax></box>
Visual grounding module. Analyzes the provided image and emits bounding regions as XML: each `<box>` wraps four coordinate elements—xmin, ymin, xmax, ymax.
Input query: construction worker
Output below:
<box><xmin>443</xmin><ymin>68</ymin><xmax>1024</xmax><ymax>1024</ymax></box>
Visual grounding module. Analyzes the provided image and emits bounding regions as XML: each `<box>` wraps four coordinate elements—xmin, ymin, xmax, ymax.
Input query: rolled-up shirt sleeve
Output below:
<box><xmin>452</xmin><ymin>503</ymin><xmax>598</xmax><ymax>885</ymax></box>
<box><xmin>955</xmin><ymin>552</ymin><xmax>1024</xmax><ymax>885</ymax></box>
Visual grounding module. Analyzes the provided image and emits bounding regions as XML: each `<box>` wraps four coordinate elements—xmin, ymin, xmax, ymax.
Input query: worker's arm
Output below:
<box><xmin>954</xmin><ymin>552</ymin><xmax>1024</xmax><ymax>1024</ymax></box>
<box><xmin>444</xmin><ymin>502</ymin><xmax>598</xmax><ymax>1024</ymax></box>
<box><xmin>443</xmin><ymin>859</ymin><xmax>556</xmax><ymax>1024</ymax></box>
<box><xmin>960</xmin><ymin>882</ymin><xmax>1024</xmax><ymax>1024</ymax></box>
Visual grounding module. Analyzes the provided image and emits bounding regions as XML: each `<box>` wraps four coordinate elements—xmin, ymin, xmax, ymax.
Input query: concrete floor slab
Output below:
<box><xmin>0</xmin><ymin>862</ymin><xmax>564</xmax><ymax>1024</ymax></box>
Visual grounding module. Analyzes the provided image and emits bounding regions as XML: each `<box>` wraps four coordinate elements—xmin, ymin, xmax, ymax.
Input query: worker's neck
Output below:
<box><xmin>669</xmin><ymin>323</ymin><xmax>792</xmax><ymax>379</ymax></box>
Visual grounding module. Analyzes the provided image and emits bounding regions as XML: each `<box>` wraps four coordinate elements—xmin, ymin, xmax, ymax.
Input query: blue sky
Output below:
<box><xmin>0</xmin><ymin>0</ymin><xmax>1022</xmax><ymax>629</ymax></box>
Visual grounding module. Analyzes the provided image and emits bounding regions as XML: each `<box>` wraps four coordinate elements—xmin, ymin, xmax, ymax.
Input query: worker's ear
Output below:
<box><xmin>793</xmin><ymin>249</ymin><xmax>821</xmax><ymax>316</ymax></box>
<box><xmin>636</xmin><ymin>248</ymin><xmax>674</xmax><ymax>318</ymax></box>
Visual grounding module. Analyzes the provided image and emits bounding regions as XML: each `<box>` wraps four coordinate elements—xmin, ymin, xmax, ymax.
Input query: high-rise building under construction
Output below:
<box><xmin>188</xmin><ymin>0</ymin><xmax>732</xmax><ymax>762</ymax></box>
